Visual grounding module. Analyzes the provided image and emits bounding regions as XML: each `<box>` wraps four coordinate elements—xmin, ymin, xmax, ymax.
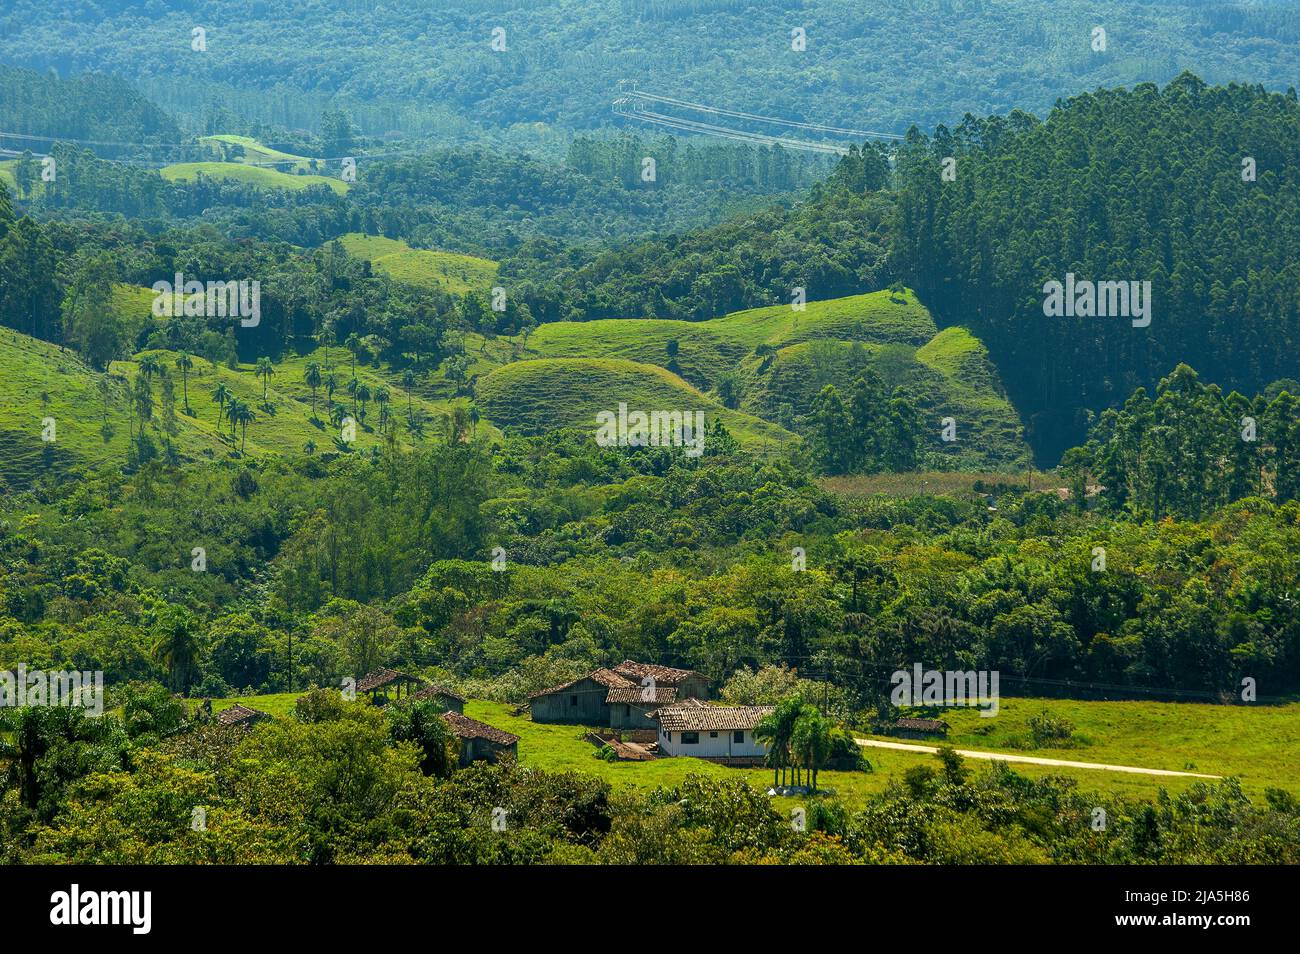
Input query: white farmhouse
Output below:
<box><xmin>650</xmin><ymin>699</ymin><xmax>774</xmax><ymax>760</ymax></box>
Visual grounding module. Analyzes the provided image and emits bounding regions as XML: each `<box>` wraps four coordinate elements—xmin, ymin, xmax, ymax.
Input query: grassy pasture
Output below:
<box><xmin>474</xmin><ymin>356</ymin><xmax>796</xmax><ymax>451</ymax></box>
<box><xmin>333</xmin><ymin>232</ymin><xmax>498</xmax><ymax>294</ymax></box>
<box><xmin>161</xmin><ymin>161</ymin><xmax>348</xmax><ymax>194</ymax></box>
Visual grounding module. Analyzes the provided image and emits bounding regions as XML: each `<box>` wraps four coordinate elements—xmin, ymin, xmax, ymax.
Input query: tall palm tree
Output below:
<box><xmin>211</xmin><ymin>381</ymin><xmax>232</xmax><ymax>425</ymax></box>
<box><xmin>755</xmin><ymin>713</ymin><xmax>781</xmax><ymax>789</ymax></box>
<box><xmin>255</xmin><ymin>356</ymin><xmax>275</xmax><ymax>406</ymax></box>
<box><xmin>329</xmin><ymin>403</ymin><xmax>348</xmax><ymax>438</ymax></box>
<box><xmin>316</xmin><ymin>324</ymin><xmax>335</xmax><ymax>372</ymax></box>
<box><xmin>223</xmin><ymin>397</ymin><xmax>238</xmax><ymax>439</ymax></box>
<box><xmin>791</xmin><ymin>706</ymin><xmax>832</xmax><ymax>792</ymax></box>
<box><xmin>756</xmin><ymin>695</ymin><xmax>804</xmax><ymax>788</ymax></box>
<box><xmin>356</xmin><ymin>382</ymin><xmax>371</xmax><ymax>423</ymax></box>
<box><xmin>230</xmin><ymin>399</ymin><xmax>255</xmax><ymax>452</ymax></box>
<box><xmin>152</xmin><ymin>607</ymin><xmax>199</xmax><ymax>692</ymax></box>
<box><xmin>401</xmin><ymin>369</ymin><xmax>417</xmax><ymax>422</ymax></box>
<box><xmin>374</xmin><ymin>386</ymin><xmax>390</xmax><ymax>430</ymax></box>
<box><xmin>175</xmin><ymin>351</ymin><xmax>193</xmax><ymax>413</ymax></box>
<box><xmin>304</xmin><ymin>361</ymin><xmax>323</xmax><ymax>420</ymax></box>
<box><xmin>345</xmin><ymin>332</ymin><xmax>360</xmax><ymax>376</ymax></box>
<box><xmin>138</xmin><ymin>354</ymin><xmax>163</xmax><ymax>384</ymax></box>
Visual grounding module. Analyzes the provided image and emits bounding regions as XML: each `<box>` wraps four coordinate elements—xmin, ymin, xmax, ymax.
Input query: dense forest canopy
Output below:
<box><xmin>893</xmin><ymin>74</ymin><xmax>1300</xmax><ymax>460</ymax></box>
<box><xmin>1</xmin><ymin>0</ymin><xmax>1298</xmax><ymax>144</ymax></box>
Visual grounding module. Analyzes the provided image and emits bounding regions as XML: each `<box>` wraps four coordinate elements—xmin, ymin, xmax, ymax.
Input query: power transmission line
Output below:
<box><xmin>612</xmin><ymin>104</ymin><xmax>851</xmax><ymax>155</ymax></box>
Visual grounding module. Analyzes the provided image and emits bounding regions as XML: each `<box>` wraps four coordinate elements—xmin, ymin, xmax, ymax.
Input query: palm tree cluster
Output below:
<box><xmin>755</xmin><ymin>697</ymin><xmax>833</xmax><ymax>792</ymax></box>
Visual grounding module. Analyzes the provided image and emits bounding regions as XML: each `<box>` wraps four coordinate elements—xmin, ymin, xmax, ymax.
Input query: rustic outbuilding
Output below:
<box><xmin>215</xmin><ymin>703</ymin><xmax>270</xmax><ymax>728</ymax></box>
<box><xmin>442</xmin><ymin>711</ymin><xmax>519</xmax><ymax>767</ymax></box>
<box><xmin>528</xmin><ymin>660</ymin><xmax>708</xmax><ymax>729</ymax></box>
<box><xmin>356</xmin><ymin>667</ymin><xmax>422</xmax><ymax>704</ymax></box>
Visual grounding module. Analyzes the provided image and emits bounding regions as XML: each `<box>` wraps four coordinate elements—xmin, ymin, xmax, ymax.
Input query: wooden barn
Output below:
<box><xmin>442</xmin><ymin>711</ymin><xmax>519</xmax><ymax>767</ymax></box>
<box><xmin>528</xmin><ymin>660</ymin><xmax>708</xmax><ymax>728</ymax></box>
<box><xmin>529</xmin><ymin>668</ymin><xmax>630</xmax><ymax>725</ymax></box>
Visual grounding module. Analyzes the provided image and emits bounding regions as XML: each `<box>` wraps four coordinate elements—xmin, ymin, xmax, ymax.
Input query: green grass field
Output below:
<box><xmin>475</xmin><ymin>356</ymin><xmax>796</xmax><ymax>451</ymax></box>
<box><xmin>461</xmin><ymin>699</ymin><xmax>1300</xmax><ymax>807</ymax></box>
<box><xmin>333</xmin><ymin>233</ymin><xmax>498</xmax><ymax>294</ymax></box>
<box><xmin>525</xmin><ymin>289</ymin><xmax>937</xmax><ymax>391</ymax></box>
<box><xmin>930</xmin><ymin>696</ymin><xmax>1300</xmax><ymax>792</ymax></box>
<box><xmin>161</xmin><ymin>162</ymin><xmax>349</xmax><ymax>195</ymax></box>
<box><xmin>202</xmin><ymin>692</ymin><xmax>1300</xmax><ymax>808</ymax></box>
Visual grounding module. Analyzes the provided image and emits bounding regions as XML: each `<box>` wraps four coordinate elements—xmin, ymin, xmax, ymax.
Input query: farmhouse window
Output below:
<box><xmin>709</xmin><ymin>731</ymin><xmax>718</xmax><ymax>738</ymax></box>
<box><xmin>733</xmin><ymin>731</ymin><xmax>745</xmax><ymax>743</ymax></box>
<box><xmin>569</xmin><ymin>695</ymin><xmax>577</xmax><ymax>706</ymax></box>
<box><xmin>681</xmin><ymin>732</ymin><xmax>699</xmax><ymax>745</ymax></box>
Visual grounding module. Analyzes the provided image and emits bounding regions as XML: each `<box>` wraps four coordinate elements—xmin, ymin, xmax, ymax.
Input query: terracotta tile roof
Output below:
<box><xmin>647</xmin><ymin>697</ymin><xmax>710</xmax><ymax>715</ymax></box>
<box><xmin>215</xmin><ymin>703</ymin><xmax>268</xmax><ymax>726</ymax></box>
<box><xmin>613</xmin><ymin>660</ymin><xmax>702</xmax><ymax>686</ymax></box>
<box><xmin>410</xmin><ymin>684</ymin><xmax>466</xmax><ymax>704</ymax></box>
<box><xmin>442</xmin><ymin>711</ymin><xmax>519</xmax><ymax>746</ymax></box>
<box><xmin>528</xmin><ymin>667</ymin><xmax>634</xmax><ymax>699</ymax></box>
<box><xmin>892</xmin><ymin>718</ymin><xmax>949</xmax><ymax>733</ymax></box>
<box><xmin>605</xmin><ymin>685</ymin><xmax>678</xmax><ymax>705</ymax></box>
<box><xmin>357</xmin><ymin>667</ymin><xmax>422</xmax><ymax>693</ymax></box>
<box><xmin>650</xmin><ymin>703</ymin><xmax>774</xmax><ymax>733</ymax></box>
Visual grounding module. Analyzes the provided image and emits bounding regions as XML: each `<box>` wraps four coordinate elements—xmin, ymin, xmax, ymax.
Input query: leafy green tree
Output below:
<box><xmin>387</xmin><ymin>701</ymin><xmax>457</xmax><ymax>778</ymax></box>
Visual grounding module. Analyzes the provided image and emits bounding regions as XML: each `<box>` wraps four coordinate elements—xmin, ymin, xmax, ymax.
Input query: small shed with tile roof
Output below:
<box><xmin>443</xmin><ymin>711</ymin><xmax>519</xmax><ymax>767</ymax></box>
<box><xmin>215</xmin><ymin>703</ymin><xmax>270</xmax><ymax>728</ymax></box>
<box><xmin>356</xmin><ymin>667</ymin><xmax>422</xmax><ymax>704</ymax></box>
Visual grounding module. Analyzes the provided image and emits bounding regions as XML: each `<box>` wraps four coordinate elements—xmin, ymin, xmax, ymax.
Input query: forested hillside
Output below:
<box><xmin>894</xmin><ymin>74</ymin><xmax>1300</xmax><ymax>460</ymax></box>
<box><xmin>2</xmin><ymin>7</ymin><xmax>1300</xmax><ymax>880</ymax></box>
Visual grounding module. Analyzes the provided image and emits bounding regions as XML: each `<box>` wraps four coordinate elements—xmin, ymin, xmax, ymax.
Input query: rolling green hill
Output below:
<box><xmin>475</xmin><ymin>357</ymin><xmax>794</xmax><ymax>451</ymax></box>
<box><xmin>334</xmin><ymin>233</ymin><xmax>498</xmax><ymax>294</ymax></box>
<box><xmin>197</xmin><ymin>134</ymin><xmax>315</xmax><ymax>172</ymax></box>
<box><xmin>0</xmin><ymin>285</ymin><xmax>1028</xmax><ymax>483</ymax></box>
<box><xmin>525</xmin><ymin>290</ymin><xmax>936</xmax><ymax>391</ymax></box>
<box><xmin>518</xmin><ymin>290</ymin><xmax>1030</xmax><ymax>468</ymax></box>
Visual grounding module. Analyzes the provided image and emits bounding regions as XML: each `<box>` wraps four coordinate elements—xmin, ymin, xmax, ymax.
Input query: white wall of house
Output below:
<box><xmin>658</xmin><ymin>727</ymin><xmax>767</xmax><ymax>758</ymax></box>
